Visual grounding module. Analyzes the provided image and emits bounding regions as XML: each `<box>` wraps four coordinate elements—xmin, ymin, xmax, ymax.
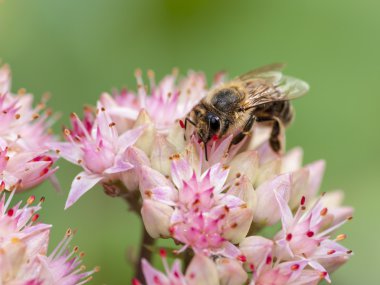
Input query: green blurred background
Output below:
<box><xmin>0</xmin><ymin>0</ymin><xmax>378</xmax><ymax>284</ymax></box>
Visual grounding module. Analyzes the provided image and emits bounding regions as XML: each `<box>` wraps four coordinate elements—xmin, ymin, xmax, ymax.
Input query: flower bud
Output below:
<box><xmin>227</xmin><ymin>150</ymin><xmax>259</xmax><ymax>183</ymax></box>
<box><xmin>133</xmin><ymin>109</ymin><xmax>156</xmax><ymax>156</ymax></box>
<box><xmin>141</xmin><ymin>199</ymin><xmax>173</xmax><ymax>238</ymax></box>
<box><xmin>239</xmin><ymin>236</ymin><xmax>273</xmax><ymax>271</ymax></box>
<box><xmin>252</xmin><ymin>173</ymin><xmax>291</xmax><ymax>226</ymax></box>
<box><xmin>223</xmin><ymin>206</ymin><xmax>253</xmax><ymax>244</ymax></box>
<box><xmin>150</xmin><ymin>135</ymin><xmax>176</xmax><ymax>177</ymax></box>
<box><xmin>186</xmin><ymin>254</ymin><xmax>219</xmax><ymax>285</ymax></box>
<box><xmin>216</xmin><ymin>258</ymin><xmax>248</xmax><ymax>285</ymax></box>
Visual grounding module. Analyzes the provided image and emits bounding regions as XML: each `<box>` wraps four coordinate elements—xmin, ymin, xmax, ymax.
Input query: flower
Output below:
<box><xmin>0</xmin><ymin>190</ymin><xmax>98</xmax><ymax>285</ymax></box>
<box><xmin>0</xmin><ymin>64</ymin><xmax>58</xmax><ymax>192</ymax></box>
<box><xmin>139</xmin><ymin>153</ymin><xmax>253</xmax><ymax>259</ymax></box>
<box><xmin>51</xmin><ymin>105</ymin><xmax>146</xmax><ymax>208</ymax></box>
<box><xmin>100</xmin><ymin>69</ymin><xmax>208</xmax><ymax>135</ymax></box>
<box><xmin>0</xmin><ymin>146</ymin><xmax>58</xmax><ymax>192</ymax></box>
<box><xmin>133</xmin><ymin>250</ymin><xmax>219</xmax><ymax>285</ymax></box>
<box><xmin>33</xmin><ymin>228</ymin><xmax>100</xmax><ymax>285</ymax></box>
<box><xmin>240</xmin><ymin>236</ymin><xmax>327</xmax><ymax>285</ymax></box>
<box><xmin>273</xmin><ymin>190</ymin><xmax>353</xmax><ymax>280</ymax></box>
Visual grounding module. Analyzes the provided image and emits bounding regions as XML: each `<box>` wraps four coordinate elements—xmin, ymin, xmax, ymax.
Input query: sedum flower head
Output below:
<box><xmin>100</xmin><ymin>69</ymin><xmax>208</xmax><ymax>134</ymax></box>
<box><xmin>0</xmin><ymin>64</ymin><xmax>58</xmax><ymax>192</ymax></box>
<box><xmin>51</xmin><ymin>104</ymin><xmax>146</xmax><ymax>208</ymax></box>
<box><xmin>140</xmin><ymin>153</ymin><xmax>253</xmax><ymax>259</ymax></box>
<box><xmin>51</xmin><ymin>67</ymin><xmax>353</xmax><ymax>284</ymax></box>
<box><xmin>133</xmin><ymin>250</ymin><xmax>219</xmax><ymax>285</ymax></box>
<box><xmin>0</xmin><ymin>190</ymin><xmax>98</xmax><ymax>285</ymax></box>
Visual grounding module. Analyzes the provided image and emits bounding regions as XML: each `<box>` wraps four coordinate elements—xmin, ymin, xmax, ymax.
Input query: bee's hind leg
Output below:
<box><xmin>228</xmin><ymin>114</ymin><xmax>255</xmax><ymax>150</ymax></box>
<box><xmin>255</xmin><ymin>116</ymin><xmax>282</xmax><ymax>153</ymax></box>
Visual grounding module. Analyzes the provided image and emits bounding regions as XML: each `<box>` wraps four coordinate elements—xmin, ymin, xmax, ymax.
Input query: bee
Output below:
<box><xmin>184</xmin><ymin>63</ymin><xmax>309</xmax><ymax>160</ymax></box>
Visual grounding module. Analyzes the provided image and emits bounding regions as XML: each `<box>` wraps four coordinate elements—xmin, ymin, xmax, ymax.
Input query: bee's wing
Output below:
<box><xmin>237</xmin><ymin>63</ymin><xmax>286</xmax><ymax>81</ymax></box>
<box><xmin>237</xmin><ymin>64</ymin><xmax>309</xmax><ymax>109</ymax></box>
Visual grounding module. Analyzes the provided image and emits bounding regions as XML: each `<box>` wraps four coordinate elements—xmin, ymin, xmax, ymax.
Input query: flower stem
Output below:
<box><xmin>102</xmin><ymin>181</ymin><xmax>156</xmax><ymax>280</ymax></box>
<box><xmin>135</xmin><ymin>224</ymin><xmax>155</xmax><ymax>281</ymax></box>
<box><xmin>183</xmin><ymin>248</ymin><xmax>193</xmax><ymax>270</ymax></box>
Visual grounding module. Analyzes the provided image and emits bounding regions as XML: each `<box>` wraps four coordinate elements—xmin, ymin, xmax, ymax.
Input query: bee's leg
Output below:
<box><xmin>184</xmin><ymin>117</ymin><xmax>196</xmax><ymax>140</ymax></box>
<box><xmin>255</xmin><ymin>116</ymin><xmax>282</xmax><ymax>153</ymax></box>
<box><xmin>229</xmin><ymin>114</ymin><xmax>255</xmax><ymax>149</ymax></box>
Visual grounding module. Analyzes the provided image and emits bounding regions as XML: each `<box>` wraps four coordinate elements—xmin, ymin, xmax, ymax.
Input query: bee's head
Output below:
<box><xmin>197</xmin><ymin>112</ymin><xmax>221</xmax><ymax>143</ymax></box>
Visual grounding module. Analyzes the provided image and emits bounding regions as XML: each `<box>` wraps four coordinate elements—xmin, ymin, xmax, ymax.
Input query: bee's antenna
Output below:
<box><xmin>204</xmin><ymin>141</ymin><xmax>208</xmax><ymax>161</ymax></box>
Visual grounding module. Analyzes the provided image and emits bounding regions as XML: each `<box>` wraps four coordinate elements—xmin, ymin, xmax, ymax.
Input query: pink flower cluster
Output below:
<box><xmin>53</xmin><ymin>68</ymin><xmax>353</xmax><ymax>284</ymax></box>
<box><xmin>0</xmin><ymin>190</ymin><xmax>98</xmax><ymax>284</ymax></box>
<box><xmin>0</xmin><ymin>64</ymin><xmax>58</xmax><ymax>192</ymax></box>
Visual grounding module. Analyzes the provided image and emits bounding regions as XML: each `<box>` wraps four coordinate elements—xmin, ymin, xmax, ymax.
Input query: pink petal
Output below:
<box><xmin>117</xmin><ymin>125</ymin><xmax>146</xmax><ymax>151</ymax></box>
<box><xmin>139</xmin><ymin>166</ymin><xmax>174</xmax><ymax>193</ymax></box>
<box><xmin>141</xmin><ymin>259</ymin><xmax>170</xmax><ymax>285</ymax></box>
<box><xmin>281</xmin><ymin>147</ymin><xmax>304</xmax><ymax>173</ymax></box>
<box><xmin>65</xmin><ymin>172</ymin><xmax>103</xmax><ymax>209</ymax></box>
<box><xmin>104</xmin><ymin>156</ymin><xmax>134</xmax><ymax>174</ymax></box>
<box><xmin>49</xmin><ymin>142</ymin><xmax>82</xmax><ymax>166</ymax></box>
<box><xmin>170</xmin><ymin>157</ymin><xmax>193</xmax><ymax>189</ymax></box>
<box><xmin>306</xmin><ymin>160</ymin><xmax>325</xmax><ymax>198</ymax></box>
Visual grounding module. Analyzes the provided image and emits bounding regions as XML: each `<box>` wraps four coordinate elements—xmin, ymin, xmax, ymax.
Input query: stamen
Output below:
<box><xmin>31</xmin><ymin>214</ymin><xmax>39</xmax><ymax>222</ymax></box>
<box><xmin>291</xmin><ymin>264</ymin><xmax>300</xmax><ymax>271</ymax></box>
<box><xmin>237</xmin><ymin>255</ymin><xmax>246</xmax><ymax>262</ymax></box>
<box><xmin>159</xmin><ymin>248</ymin><xmax>167</xmax><ymax>258</ymax></box>
<box><xmin>7</xmin><ymin>208</ymin><xmax>14</xmax><ymax>217</ymax></box>
<box><xmin>320</xmin><ymin>208</ymin><xmax>328</xmax><ymax>216</ymax></box>
<box><xmin>335</xmin><ymin>234</ymin><xmax>347</xmax><ymax>241</ymax></box>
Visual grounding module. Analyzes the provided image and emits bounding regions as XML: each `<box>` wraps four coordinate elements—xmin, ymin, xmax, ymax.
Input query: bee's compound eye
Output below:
<box><xmin>209</xmin><ymin>116</ymin><xmax>220</xmax><ymax>132</ymax></box>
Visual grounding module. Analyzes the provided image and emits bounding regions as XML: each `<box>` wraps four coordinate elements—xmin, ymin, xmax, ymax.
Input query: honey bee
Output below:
<box><xmin>184</xmin><ymin>63</ymin><xmax>309</xmax><ymax>160</ymax></box>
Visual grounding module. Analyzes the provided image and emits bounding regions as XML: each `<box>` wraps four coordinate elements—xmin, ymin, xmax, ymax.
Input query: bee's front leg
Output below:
<box><xmin>183</xmin><ymin>117</ymin><xmax>196</xmax><ymax>141</ymax></box>
<box><xmin>228</xmin><ymin>114</ymin><xmax>255</xmax><ymax>149</ymax></box>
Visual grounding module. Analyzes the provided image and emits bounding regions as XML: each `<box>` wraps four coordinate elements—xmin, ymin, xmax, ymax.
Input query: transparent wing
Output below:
<box><xmin>237</xmin><ymin>63</ymin><xmax>286</xmax><ymax>81</ymax></box>
<box><xmin>236</xmin><ymin>64</ymin><xmax>309</xmax><ymax>109</ymax></box>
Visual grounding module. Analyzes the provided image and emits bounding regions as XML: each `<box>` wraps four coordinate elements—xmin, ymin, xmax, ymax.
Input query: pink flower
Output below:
<box><xmin>100</xmin><ymin>69</ymin><xmax>208</xmax><ymax>134</ymax></box>
<box><xmin>139</xmin><ymin>154</ymin><xmax>253</xmax><ymax>259</ymax></box>
<box><xmin>0</xmin><ymin>146</ymin><xmax>58</xmax><ymax>192</ymax></box>
<box><xmin>134</xmin><ymin>250</ymin><xmax>219</xmax><ymax>285</ymax></box>
<box><xmin>33</xmin><ymin>228</ymin><xmax>99</xmax><ymax>285</ymax></box>
<box><xmin>0</xmin><ymin>64</ymin><xmax>58</xmax><ymax>192</ymax></box>
<box><xmin>0</xmin><ymin>190</ymin><xmax>98</xmax><ymax>284</ymax></box>
<box><xmin>51</xmin><ymin>105</ymin><xmax>146</xmax><ymax>208</ymax></box>
<box><xmin>273</xmin><ymin>190</ymin><xmax>353</xmax><ymax>281</ymax></box>
<box><xmin>240</xmin><ymin>236</ymin><xmax>326</xmax><ymax>285</ymax></box>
